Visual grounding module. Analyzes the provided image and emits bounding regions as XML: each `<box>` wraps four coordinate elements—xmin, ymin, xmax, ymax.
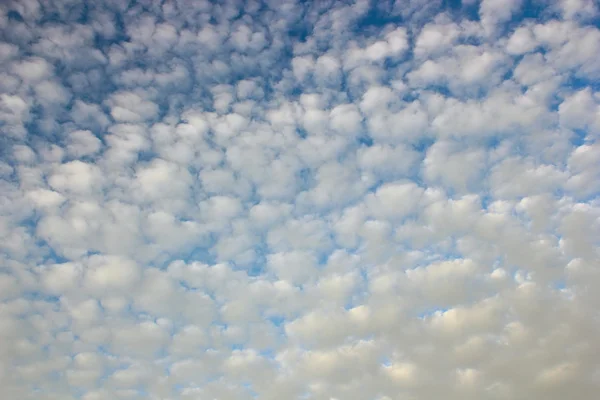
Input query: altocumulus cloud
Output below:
<box><xmin>0</xmin><ymin>0</ymin><xmax>600</xmax><ymax>399</ymax></box>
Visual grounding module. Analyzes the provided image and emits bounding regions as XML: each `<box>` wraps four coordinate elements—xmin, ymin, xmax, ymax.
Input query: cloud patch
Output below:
<box><xmin>0</xmin><ymin>0</ymin><xmax>599</xmax><ymax>399</ymax></box>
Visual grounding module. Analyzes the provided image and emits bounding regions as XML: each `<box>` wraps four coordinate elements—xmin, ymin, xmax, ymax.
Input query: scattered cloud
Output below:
<box><xmin>1</xmin><ymin>0</ymin><xmax>599</xmax><ymax>399</ymax></box>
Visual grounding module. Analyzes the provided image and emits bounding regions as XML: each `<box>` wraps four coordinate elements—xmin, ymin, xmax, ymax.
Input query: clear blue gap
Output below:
<box><xmin>316</xmin><ymin>251</ymin><xmax>329</xmax><ymax>267</ymax></box>
<box><xmin>567</xmin><ymin>76</ymin><xmax>600</xmax><ymax>92</ymax></box>
<box><xmin>186</xmin><ymin>241</ymin><xmax>218</xmax><ymax>265</ymax></box>
<box><xmin>287</xmin><ymin>11</ymin><xmax>311</xmax><ymax>43</ymax></box>
<box><xmin>245</xmin><ymin>240</ymin><xmax>268</xmax><ymax>276</ymax></box>
<box><xmin>571</xmin><ymin>129</ymin><xmax>589</xmax><ymax>147</ymax></box>
<box><xmin>6</xmin><ymin>10</ymin><xmax>25</xmax><ymax>22</ymax></box>
<box><xmin>356</xmin><ymin>2</ymin><xmax>403</xmax><ymax>31</ymax></box>
<box><xmin>296</xmin><ymin>127</ymin><xmax>308</xmax><ymax>139</ymax></box>
<box><xmin>501</xmin><ymin>68</ymin><xmax>514</xmax><ymax>83</ymax></box>
<box><xmin>297</xmin><ymin>167</ymin><xmax>314</xmax><ymax>192</ymax></box>
<box><xmin>480</xmin><ymin>193</ymin><xmax>493</xmax><ymax>210</ymax></box>
<box><xmin>444</xmin><ymin>0</ymin><xmax>464</xmax><ymax>12</ymax></box>
<box><xmin>357</xmin><ymin>135</ymin><xmax>373</xmax><ymax>147</ymax></box>
<box><xmin>520</xmin><ymin>0</ymin><xmax>558</xmax><ymax>20</ymax></box>
<box><xmin>242</xmin><ymin>382</ymin><xmax>258</xmax><ymax>398</ymax></box>
<box><xmin>21</xmin><ymin>292</ymin><xmax>61</xmax><ymax>304</ymax></box>
<box><xmin>494</xmin><ymin>0</ymin><xmax>544</xmax><ymax>38</ymax></box>
<box><xmin>260</xmin><ymin>348</ymin><xmax>276</xmax><ymax>359</ymax></box>
<box><xmin>379</xmin><ymin>356</ymin><xmax>392</xmax><ymax>367</ymax></box>
<box><xmin>235</xmin><ymin>258</ymin><xmax>262</xmax><ymax>276</ymax></box>
<box><xmin>174</xmin><ymin>384</ymin><xmax>186</xmax><ymax>392</ymax></box>
<box><xmin>23</xmin><ymin>104</ymin><xmax>45</xmax><ymax>136</ymax></box>
<box><xmin>30</xmin><ymin>237</ymin><xmax>70</xmax><ymax>264</ymax></box>
<box><xmin>412</xmin><ymin>136</ymin><xmax>435</xmax><ymax>153</ymax></box>
<box><xmin>485</xmin><ymin>136</ymin><xmax>502</xmax><ymax>150</ymax></box>
<box><xmin>552</xmin><ymin>280</ymin><xmax>567</xmax><ymax>290</ymax></box>
<box><xmin>401</xmin><ymin>90</ymin><xmax>421</xmax><ymax>103</ymax></box>
<box><xmin>591</xmin><ymin>15</ymin><xmax>600</xmax><ymax>30</ymax></box>
<box><xmin>417</xmin><ymin>306</ymin><xmax>451</xmax><ymax>319</ymax></box>
<box><xmin>343</xmin><ymin>299</ymin><xmax>358</xmax><ymax>311</ymax></box>
<box><xmin>457</xmin><ymin>0</ymin><xmax>480</xmax><ymax>21</ymax></box>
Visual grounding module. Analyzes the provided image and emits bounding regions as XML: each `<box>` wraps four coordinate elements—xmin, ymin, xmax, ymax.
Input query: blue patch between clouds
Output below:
<box><xmin>418</xmin><ymin>306</ymin><xmax>451</xmax><ymax>318</ymax></box>
<box><xmin>358</xmin><ymin>135</ymin><xmax>373</xmax><ymax>147</ymax></box>
<box><xmin>268</xmin><ymin>315</ymin><xmax>286</xmax><ymax>327</ymax></box>
<box><xmin>570</xmin><ymin>129</ymin><xmax>588</xmax><ymax>146</ymax></box>
<box><xmin>6</xmin><ymin>10</ymin><xmax>25</xmax><ymax>22</ymax></box>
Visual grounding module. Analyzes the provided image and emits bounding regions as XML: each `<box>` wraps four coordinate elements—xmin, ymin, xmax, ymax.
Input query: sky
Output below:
<box><xmin>0</xmin><ymin>0</ymin><xmax>600</xmax><ymax>399</ymax></box>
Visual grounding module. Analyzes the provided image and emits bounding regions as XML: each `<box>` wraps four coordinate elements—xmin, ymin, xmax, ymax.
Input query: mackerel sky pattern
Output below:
<box><xmin>1</xmin><ymin>0</ymin><xmax>600</xmax><ymax>399</ymax></box>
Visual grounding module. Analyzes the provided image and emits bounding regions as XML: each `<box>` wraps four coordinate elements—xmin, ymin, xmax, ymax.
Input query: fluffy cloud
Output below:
<box><xmin>1</xmin><ymin>0</ymin><xmax>599</xmax><ymax>399</ymax></box>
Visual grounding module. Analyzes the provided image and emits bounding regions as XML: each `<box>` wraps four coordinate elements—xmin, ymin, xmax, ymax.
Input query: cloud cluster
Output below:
<box><xmin>1</xmin><ymin>0</ymin><xmax>599</xmax><ymax>399</ymax></box>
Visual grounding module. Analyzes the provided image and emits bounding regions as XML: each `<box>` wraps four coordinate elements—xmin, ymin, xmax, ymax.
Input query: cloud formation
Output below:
<box><xmin>1</xmin><ymin>0</ymin><xmax>599</xmax><ymax>399</ymax></box>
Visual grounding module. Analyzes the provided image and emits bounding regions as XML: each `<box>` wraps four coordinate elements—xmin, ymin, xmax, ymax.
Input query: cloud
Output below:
<box><xmin>0</xmin><ymin>0</ymin><xmax>599</xmax><ymax>399</ymax></box>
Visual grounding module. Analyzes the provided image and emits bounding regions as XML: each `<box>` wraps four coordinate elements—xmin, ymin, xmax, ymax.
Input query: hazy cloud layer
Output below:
<box><xmin>1</xmin><ymin>0</ymin><xmax>599</xmax><ymax>399</ymax></box>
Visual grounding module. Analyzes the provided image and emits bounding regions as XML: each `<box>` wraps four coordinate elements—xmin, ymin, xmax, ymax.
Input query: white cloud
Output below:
<box><xmin>423</xmin><ymin>140</ymin><xmax>487</xmax><ymax>193</ymax></box>
<box><xmin>66</xmin><ymin>130</ymin><xmax>103</xmax><ymax>158</ymax></box>
<box><xmin>84</xmin><ymin>255</ymin><xmax>141</xmax><ymax>294</ymax></box>
<box><xmin>479</xmin><ymin>0</ymin><xmax>523</xmax><ymax>36</ymax></box>
<box><xmin>505</xmin><ymin>26</ymin><xmax>538</xmax><ymax>55</ymax></box>
<box><xmin>366</xmin><ymin>181</ymin><xmax>424</xmax><ymax>220</ymax></box>
<box><xmin>559</xmin><ymin>88</ymin><xmax>600</xmax><ymax>133</ymax></box>
<box><xmin>414</xmin><ymin>19</ymin><xmax>461</xmax><ymax>58</ymax></box>
<box><xmin>559</xmin><ymin>0</ymin><xmax>599</xmax><ymax>20</ymax></box>
<box><xmin>1</xmin><ymin>1</ymin><xmax>599</xmax><ymax>399</ymax></box>
<box><xmin>107</xmin><ymin>91</ymin><xmax>159</xmax><ymax>123</ymax></box>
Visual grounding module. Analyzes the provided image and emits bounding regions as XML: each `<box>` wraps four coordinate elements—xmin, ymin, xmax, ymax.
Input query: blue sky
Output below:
<box><xmin>1</xmin><ymin>0</ymin><xmax>600</xmax><ymax>399</ymax></box>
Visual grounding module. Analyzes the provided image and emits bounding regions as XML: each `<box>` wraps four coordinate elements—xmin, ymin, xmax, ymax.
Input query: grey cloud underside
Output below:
<box><xmin>1</xmin><ymin>0</ymin><xmax>600</xmax><ymax>399</ymax></box>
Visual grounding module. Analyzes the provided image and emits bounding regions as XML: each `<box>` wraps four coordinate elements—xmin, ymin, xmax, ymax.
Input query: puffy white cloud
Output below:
<box><xmin>414</xmin><ymin>19</ymin><xmax>461</xmax><ymax>58</ymax></box>
<box><xmin>84</xmin><ymin>255</ymin><xmax>141</xmax><ymax>294</ymax></box>
<box><xmin>0</xmin><ymin>93</ymin><xmax>31</xmax><ymax>138</ymax></box>
<box><xmin>408</xmin><ymin>45</ymin><xmax>513</xmax><ymax>96</ymax></box>
<box><xmin>558</xmin><ymin>0</ymin><xmax>599</xmax><ymax>20</ymax></box>
<box><xmin>1</xmin><ymin>1</ymin><xmax>599</xmax><ymax>399</ymax></box>
<box><xmin>366</xmin><ymin>181</ymin><xmax>424</xmax><ymax>220</ymax></box>
<box><xmin>48</xmin><ymin>160</ymin><xmax>104</xmax><ymax>195</ymax></box>
<box><xmin>505</xmin><ymin>26</ymin><xmax>538</xmax><ymax>55</ymax></box>
<box><xmin>106</xmin><ymin>91</ymin><xmax>159</xmax><ymax>123</ymax></box>
<box><xmin>559</xmin><ymin>88</ymin><xmax>600</xmax><ymax>134</ymax></box>
<box><xmin>479</xmin><ymin>0</ymin><xmax>523</xmax><ymax>36</ymax></box>
<box><xmin>66</xmin><ymin>130</ymin><xmax>103</xmax><ymax>158</ymax></box>
<box><xmin>423</xmin><ymin>140</ymin><xmax>487</xmax><ymax>193</ymax></box>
